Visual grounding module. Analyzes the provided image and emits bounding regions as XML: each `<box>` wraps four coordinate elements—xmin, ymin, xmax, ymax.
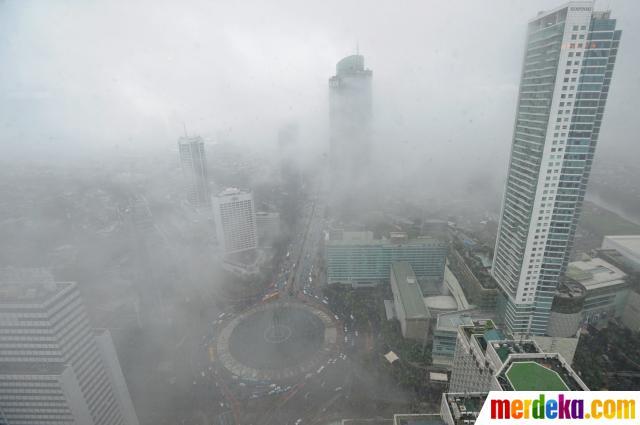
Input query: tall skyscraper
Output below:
<box><xmin>212</xmin><ymin>188</ymin><xmax>258</xmax><ymax>254</ymax></box>
<box><xmin>492</xmin><ymin>1</ymin><xmax>621</xmax><ymax>336</ymax></box>
<box><xmin>0</xmin><ymin>268</ymin><xmax>139</xmax><ymax>425</ymax></box>
<box><xmin>328</xmin><ymin>54</ymin><xmax>372</xmax><ymax>201</ymax></box>
<box><xmin>178</xmin><ymin>135</ymin><xmax>210</xmax><ymax>209</ymax></box>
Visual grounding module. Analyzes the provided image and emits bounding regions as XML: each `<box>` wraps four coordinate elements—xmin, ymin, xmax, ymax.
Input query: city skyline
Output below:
<box><xmin>0</xmin><ymin>1</ymin><xmax>639</xmax><ymax>424</ymax></box>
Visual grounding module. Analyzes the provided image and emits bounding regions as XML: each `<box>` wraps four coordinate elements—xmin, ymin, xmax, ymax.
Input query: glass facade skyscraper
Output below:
<box><xmin>492</xmin><ymin>1</ymin><xmax>621</xmax><ymax>336</ymax></box>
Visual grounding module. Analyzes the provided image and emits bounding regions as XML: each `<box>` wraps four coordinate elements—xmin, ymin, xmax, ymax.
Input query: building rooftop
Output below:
<box><xmin>490</xmin><ymin>340</ymin><xmax>541</xmax><ymax>362</ymax></box>
<box><xmin>217</xmin><ymin>187</ymin><xmax>247</xmax><ymax>197</ymax></box>
<box><xmin>391</xmin><ymin>262</ymin><xmax>430</xmax><ymax>319</ymax></box>
<box><xmin>460</xmin><ymin>319</ymin><xmax>496</xmax><ymax>341</ymax></box>
<box><xmin>333</xmin><ymin>54</ymin><xmax>371</xmax><ymax>77</ymax></box>
<box><xmin>566</xmin><ymin>257</ymin><xmax>627</xmax><ymax>291</ymax></box>
<box><xmin>393</xmin><ymin>414</ymin><xmax>444</xmax><ymax>425</ymax></box>
<box><xmin>177</xmin><ymin>135</ymin><xmax>204</xmax><ymax>145</ymax></box>
<box><xmin>255</xmin><ymin>211</ymin><xmax>279</xmax><ymax>218</ymax></box>
<box><xmin>495</xmin><ymin>355</ymin><xmax>588</xmax><ymax>391</ymax></box>
<box><xmin>435</xmin><ymin>311</ymin><xmax>476</xmax><ymax>332</ymax></box>
<box><xmin>424</xmin><ymin>295</ymin><xmax>458</xmax><ymax>312</ymax></box>
<box><xmin>506</xmin><ymin>361</ymin><xmax>569</xmax><ymax>391</ymax></box>
<box><xmin>0</xmin><ymin>267</ymin><xmax>69</xmax><ymax>305</ymax></box>
<box><xmin>328</xmin><ymin>232</ymin><xmax>443</xmax><ymax>247</ymax></box>
<box><xmin>472</xmin><ymin>328</ymin><xmax>506</xmax><ymax>353</ymax></box>
<box><xmin>596</xmin><ymin>249</ymin><xmax>634</xmax><ymax>273</ymax></box>
<box><xmin>442</xmin><ymin>393</ymin><xmax>487</xmax><ymax>425</ymax></box>
<box><xmin>603</xmin><ymin>235</ymin><xmax>640</xmax><ymax>256</ymax></box>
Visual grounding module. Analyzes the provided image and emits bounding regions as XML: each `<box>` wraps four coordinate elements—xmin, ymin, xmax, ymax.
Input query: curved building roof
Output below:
<box><xmin>336</xmin><ymin>54</ymin><xmax>366</xmax><ymax>75</ymax></box>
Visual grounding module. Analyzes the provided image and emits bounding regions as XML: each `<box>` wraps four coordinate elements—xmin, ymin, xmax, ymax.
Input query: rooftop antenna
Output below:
<box><xmin>356</xmin><ymin>40</ymin><xmax>360</xmax><ymax>55</ymax></box>
<box><xmin>182</xmin><ymin>123</ymin><xmax>188</xmax><ymax>137</ymax></box>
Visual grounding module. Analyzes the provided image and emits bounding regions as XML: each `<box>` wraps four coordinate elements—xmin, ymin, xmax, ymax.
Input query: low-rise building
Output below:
<box><xmin>566</xmin><ymin>257</ymin><xmax>629</xmax><ymax>325</ymax></box>
<box><xmin>447</xmin><ymin>248</ymin><xmax>497</xmax><ymax>310</ymax></box>
<box><xmin>601</xmin><ymin>235</ymin><xmax>640</xmax><ymax>272</ymax></box>
<box><xmin>327</xmin><ymin>231</ymin><xmax>447</xmax><ymax>287</ymax></box>
<box><xmin>390</xmin><ymin>262</ymin><xmax>431</xmax><ymax>340</ymax></box>
<box><xmin>432</xmin><ymin>311</ymin><xmax>476</xmax><ymax>369</ymax></box>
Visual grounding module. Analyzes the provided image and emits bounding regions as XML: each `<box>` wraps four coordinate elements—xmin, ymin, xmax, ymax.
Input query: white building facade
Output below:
<box><xmin>212</xmin><ymin>188</ymin><xmax>258</xmax><ymax>254</ymax></box>
<box><xmin>492</xmin><ymin>2</ymin><xmax>622</xmax><ymax>335</ymax></box>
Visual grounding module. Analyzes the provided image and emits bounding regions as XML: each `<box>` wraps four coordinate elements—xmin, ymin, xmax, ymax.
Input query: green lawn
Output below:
<box><xmin>506</xmin><ymin>362</ymin><xmax>569</xmax><ymax>391</ymax></box>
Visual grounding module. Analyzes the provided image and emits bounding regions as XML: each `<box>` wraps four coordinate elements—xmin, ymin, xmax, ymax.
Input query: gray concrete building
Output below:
<box><xmin>390</xmin><ymin>262</ymin><xmax>431</xmax><ymax>340</ymax></box>
<box><xmin>0</xmin><ymin>268</ymin><xmax>139</xmax><ymax>425</ymax></box>
<box><xmin>326</xmin><ymin>231</ymin><xmax>447</xmax><ymax>288</ymax></box>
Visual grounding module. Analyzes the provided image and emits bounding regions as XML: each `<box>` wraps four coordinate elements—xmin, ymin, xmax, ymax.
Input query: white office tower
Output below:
<box><xmin>212</xmin><ymin>188</ymin><xmax>258</xmax><ymax>254</ymax></box>
<box><xmin>178</xmin><ymin>135</ymin><xmax>210</xmax><ymax>209</ymax></box>
<box><xmin>0</xmin><ymin>268</ymin><xmax>139</xmax><ymax>425</ymax></box>
<box><xmin>492</xmin><ymin>1</ymin><xmax>621</xmax><ymax>336</ymax></box>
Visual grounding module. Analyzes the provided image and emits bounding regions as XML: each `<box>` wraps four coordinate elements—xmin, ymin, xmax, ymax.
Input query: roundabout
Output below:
<box><xmin>216</xmin><ymin>301</ymin><xmax>338</xmax><ymax>381</ymax></box>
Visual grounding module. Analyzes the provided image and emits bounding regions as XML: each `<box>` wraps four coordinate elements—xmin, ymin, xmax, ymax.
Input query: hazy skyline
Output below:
<box><xmin>1</xmin><ymin>0</ymin><xmax>639</xmax><ymax>169</ymax></box>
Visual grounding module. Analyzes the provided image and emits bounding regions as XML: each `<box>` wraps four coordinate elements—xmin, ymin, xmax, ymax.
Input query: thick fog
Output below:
<box><xmin>2</xmin><ymin>1</ymin><xmax>639</xmax><ymax>172</ymax></box>
<box><xmin>2</xmin><ymin>1</ymin><xmax>640</xmax><ymax>423</ymax></box>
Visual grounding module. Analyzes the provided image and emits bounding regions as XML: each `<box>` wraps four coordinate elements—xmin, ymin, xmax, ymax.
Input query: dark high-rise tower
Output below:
<box><xmin>178</xmin><ymin>135</ymin><xmax>210</xmax><ymax>209</ymax></box>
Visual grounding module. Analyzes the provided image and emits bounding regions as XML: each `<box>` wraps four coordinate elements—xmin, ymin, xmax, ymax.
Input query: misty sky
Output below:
<box><xmin>1</xmin><ymin>0</ymin><xmax>639</xmax><ymax>171</ymax></box>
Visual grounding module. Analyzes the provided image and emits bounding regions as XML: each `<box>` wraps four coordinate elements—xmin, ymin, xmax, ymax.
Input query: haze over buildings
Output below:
<box><xmin>0</xmin><ymin>0</ymin><xmax>639</xmax><ymax>423</ymax></box>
